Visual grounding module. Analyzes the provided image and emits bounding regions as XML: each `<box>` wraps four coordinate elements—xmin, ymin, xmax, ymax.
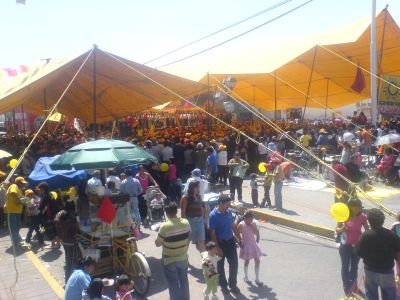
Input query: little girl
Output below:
<box><xmin>237</xmin><ymin>210</ymin><xmax>263</xmax><ymax>286</ymax></box>
<box><xmin>115</xmin><ymin>274</ymin><xmax>134</xmax><ymax>300</ymax></box>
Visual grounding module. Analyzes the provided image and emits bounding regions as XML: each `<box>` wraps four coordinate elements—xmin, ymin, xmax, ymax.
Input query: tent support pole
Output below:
<box><xmin>12</xmin><ymin>109</ymin><xmax>16</xmax><ymax>133</ymax></box>
<box><xmin>274</xmin><ymin>72</ymin><xmax>277</xmax><ymax>121</ymax></box>
<box><xmin>93</xmin><ymin>45</ymin><xmax>98</xmax><ymax>138</ymax></box>
<box><xmin>208</xmin><ymin>72</ymin><xmax>211</xmax><ymax>135</ymax></box>
<box><xmin>324</xmin><ymin>79</ymin><xmax>330</xmax><ymax>123</ymax></box>
<box><xmin>21</xmin><ymin>104</ymin><xmax>26</xmax><ymax>134</ymax></box>
<box><xmin>370</xmin><ymin>0</ymin><xmax>378</xmax><ymax>125</ymax></box>
<box><xmin>302</xmin><ymin>45</ymin><xmax>318</xmax><ymax>123</ymax></box>
<box><xmin>376</xmin><ymin>5</ymin><xmax>389</xmax><ymax>118</ymax></box>
<box><xmin>44</xmin><ymin>88</ymin><xmax>49</xmax><ymax>152</ymax></box>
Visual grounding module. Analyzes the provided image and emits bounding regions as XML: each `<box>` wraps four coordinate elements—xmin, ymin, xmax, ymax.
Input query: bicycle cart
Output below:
<box><xmin>77</xmin><ymin>192</ymin><xmax>151</xmax><ymax>296</ymax></box>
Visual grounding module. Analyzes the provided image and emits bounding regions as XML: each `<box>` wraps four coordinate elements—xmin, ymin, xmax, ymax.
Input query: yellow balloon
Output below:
<box><xmin>258</xmin><ymin>162</ymin><xmax>267</xmax><ymax>173</ymax></box>
<box><xmin>50</xmin><ymin>191</ymin><xmax>58</xmax><ymax>200</ymax></box>
<box><xmin>9</xmin><ymin>159</ymin><xmax>18</xmax><ymax>169</ymax></box>
<box><xmin>330</xmin><ymin>202</ymin><xmax>350</xmax><ymax>222</ymax></box>
<box><xmin>160</xmin><ymin>163</ymin><xmax>169</xmax><ymax>172</ymax></box>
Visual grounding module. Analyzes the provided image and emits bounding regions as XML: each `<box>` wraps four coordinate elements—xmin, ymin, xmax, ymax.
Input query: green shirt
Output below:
<box><xmin>156</xmin><ymin>217</ymin><xmax>190</xmax><ymax>265</ymax></box>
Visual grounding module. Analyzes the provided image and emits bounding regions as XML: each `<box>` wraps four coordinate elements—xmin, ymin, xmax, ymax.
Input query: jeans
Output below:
<box><xmin>261</xmin><ymin>185</ymin><xmax>272</xmax><ymax>207</ymax></box>
<box><xmin>130</xmin><ymin>197</ymin><xmax>141</xmax><ymax>225</ymax></box>
<box><xmin>229</xmin><ymin>176</ymin><xmax>243</xmax><ymax>201</ymax></box>
<box><xmin>217</xmin><ymin>238</ymin><xmax>238</xmax><ymax>289</ymax></box>
<box><xmin>274</xmin><ymin>181</ymin><xmax>283</xmax><ymax>210</ymax></box>
<box><xmin>63</xmin><ymin>244</ymin><xmax>78</xmax><ymax>283</ymax></box>
<box><xmin>167</xmin><ymin>179</ymin><xmax>177</xmax><ymax>203</ymax></box>
<box><xmin>163</xmin><ymin>260</ymin><xmax>190</xmax><ymax>300</ymax></box>
<box><xmin>138</xmin><ymin>194</ymin><xmax>147</xmax><ymax>222</ymax></box>
<box><xmin>339</xmin><ymin>244</ymin><xmax>359</xmax><ymax>295</ymax></box>
<box><xmin>8</xmin><ymin>213</ymin><xmax>22</xmax><ymax>245</ymax></box>
<box><xmin>365</xmin><ymin>269</ymin><xmax>397</xmax><ymax>300</ymax></box>
<box><xmin>26</xmin><ymin>215</ymin><xmax>44</xmax><ymax>244</ymax></box>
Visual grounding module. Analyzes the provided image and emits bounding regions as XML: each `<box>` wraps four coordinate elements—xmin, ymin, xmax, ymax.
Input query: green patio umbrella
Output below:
<box><xmin>50</xmin><ymin>139</ymin><xmax>157</xmax><ymax>170</ymax></box>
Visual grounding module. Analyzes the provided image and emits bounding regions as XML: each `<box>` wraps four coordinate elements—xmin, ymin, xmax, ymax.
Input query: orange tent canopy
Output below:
<box><xmin>200</xmin><ymin>9</ymin><xmax>400</xmax><ymax>111</ymax></box>
<box><xmin>0</xmin><ymin>48</ymin><xmax>208</xmax><ymax>122</ymax></box>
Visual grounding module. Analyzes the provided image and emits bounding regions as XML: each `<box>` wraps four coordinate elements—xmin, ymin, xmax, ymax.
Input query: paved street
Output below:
<box><xmin>1</xmin><ymin>177</ymin><xmax>399</xmax><ymax>300</ymax></box>
<box><xmin>18</xmin><ymin>222</ymin><xmax>343</xmax><ymax>300</ymax></box>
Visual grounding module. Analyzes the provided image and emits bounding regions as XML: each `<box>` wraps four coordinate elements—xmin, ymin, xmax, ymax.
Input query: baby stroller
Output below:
<box><xmin>145</xmin><ymin>186</ymin><xmax>167</xmax><ymax>227</ymax></box>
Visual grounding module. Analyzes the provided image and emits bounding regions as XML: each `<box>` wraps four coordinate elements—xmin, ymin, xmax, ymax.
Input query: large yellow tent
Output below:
<box><xmin>0</xmin><ymin>48</ymin><xmax>208</xmax><ymax>123</ymax></box>
<box><xmin>200</xmin><ymin>9</ymin><xmax>400</xmax><ymax>112</ymax></box>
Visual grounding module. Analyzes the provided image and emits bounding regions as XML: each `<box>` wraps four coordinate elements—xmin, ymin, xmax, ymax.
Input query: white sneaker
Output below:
<box><xmin>244</xmin><ymin>276</ymin><xmax>251</xmax><ymax>283</ymax></box>
<box><xmin>211</xmin><ymin>294</ymin><xmax>218</xmax><ymax>300</ymax></box>
<box><xmin>203</xmin><ymin>290</ymin><xmax>209</xmax><ymax>300</ymax></box>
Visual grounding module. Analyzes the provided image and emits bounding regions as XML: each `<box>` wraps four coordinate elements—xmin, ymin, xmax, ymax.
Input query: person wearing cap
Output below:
<box><xmin>355</xmin><ymin>208</ymin><xmax>400</xmax><ymax>300</ymax></box>
<box><xmin>217</xmin><ymin>144</ymin><xmax>228</xmax><ymax>186</ymax></box>
<box><xmin>209</xmin><ymin>194</ymin><xmax>240</xmax><ymax>294</ymax></box>
<box><xmin>316</xmin><ymin>129</ymin><xmax>329</xmax><ymax>174</ymax></box>
<box><xmin>4</xmin><ymin>176</ymin><xmax>27</xmax><ymax>247</ymax></box>
<box><xmin>64</xmin><ymin>256</ymin><xmax>96</xmax><ymax>300</ymax></box>
<box><xmin>25</xmin><ymin>189</ymin><xmax>44</xmax><ymax>245</ymax></box>
<box><xmin>183</xmin><ymin>168</ymin><xmax>208</xmax><ymax>200</ymax></box>
<box><xmin>335</xmin><ymin>198</ymin><xmax>369</xmax><ymax>298</ymax></box>
<box><xmin>228</xmin><ymin>152</ymin><xmax>249</xmax><ymax>202</ymax></box>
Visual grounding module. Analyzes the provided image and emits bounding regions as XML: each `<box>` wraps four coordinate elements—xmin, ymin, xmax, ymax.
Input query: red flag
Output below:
<box><xmin>351</xmin><ymin>65</ymin><xmax>366</xmax><ymax>93</ymax></box>
<box><xmin>96</xmin><ymin>196</ymin><xmax>116</xmax><ymax>224</ymax></box>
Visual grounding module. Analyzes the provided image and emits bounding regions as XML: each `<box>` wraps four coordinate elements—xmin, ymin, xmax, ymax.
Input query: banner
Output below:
<box><xmin>379</xmin><ymin>74</ymin><xmax>400</xmax><ymax>114</ymax></box>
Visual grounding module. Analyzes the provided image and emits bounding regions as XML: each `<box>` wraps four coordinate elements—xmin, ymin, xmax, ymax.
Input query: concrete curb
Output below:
<box><xmin>232</xmin><ymin>202</ymin><xmax>335</xmax><ymax>239</ymax></box>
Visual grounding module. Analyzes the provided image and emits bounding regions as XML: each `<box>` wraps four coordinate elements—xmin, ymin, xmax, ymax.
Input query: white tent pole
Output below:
<box><xmin>370</xmin><ymin>0</ymin><xmax>378</xmax><ymax>125</ymax></box>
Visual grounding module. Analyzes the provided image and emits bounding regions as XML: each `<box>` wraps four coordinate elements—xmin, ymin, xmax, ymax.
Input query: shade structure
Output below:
<box><xmin>200</xmin><ymin>9</ymin><xmax>400</xmax><ymax>111</ymax></box>
<box><xmin>28</xmin><ymin>155</ymin><xmax>87</xmax><ymax>190</ymax></box>
<box><xmin>0</xmin><ymin>48</ymin><xmax>208</xmax><ymax>123</ymax></box>
<box><xmin>50</xmin><ymin>139</ymin><xmax>157</xmax><ymax>170</ymax></box>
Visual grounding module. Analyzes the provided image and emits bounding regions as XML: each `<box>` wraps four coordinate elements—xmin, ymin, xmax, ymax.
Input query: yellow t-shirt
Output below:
<box><xmin>4</xmin><ymin>184</ymin><xmax>24</xmax><ymax>214</ymax></box>
<box><xmin>300</xmin><ymin>134</ymin><xmax>311</xmax><ymax>148</ymax></box>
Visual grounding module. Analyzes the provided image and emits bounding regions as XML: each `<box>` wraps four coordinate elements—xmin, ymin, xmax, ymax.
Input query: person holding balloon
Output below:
<box><xmin>334</xmin><ymin>198</ymin><xmax>369</xmax><ymax>298</ymax></box>
<box><xmin>259</xmin><ymin>163</ymin><xmax>274</xmax><ymax>209</ymax></box>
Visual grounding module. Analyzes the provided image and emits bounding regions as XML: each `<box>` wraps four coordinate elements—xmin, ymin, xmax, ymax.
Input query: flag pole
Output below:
<box><xmin>370</xmin><ymin>0</ymin><xmax>378</xmax><ymax>125</ymax></box>
<box><xmin>302</xmin><ymin>45</ymin><xmax>318</xmax><ymax>123</ymax></box>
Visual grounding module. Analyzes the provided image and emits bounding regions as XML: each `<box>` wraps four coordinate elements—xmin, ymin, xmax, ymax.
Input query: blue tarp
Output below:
<box><xmin>28</xmin><ymin>156</ymin><xmax>87</xmax><ymax>190</ymax></box>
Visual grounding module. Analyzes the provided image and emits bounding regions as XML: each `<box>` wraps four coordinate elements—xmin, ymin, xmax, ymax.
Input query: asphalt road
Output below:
<box><xmin>37</xmin><ymin>222</ymin><xmax>343</xmax><ymax>300</ymax></box>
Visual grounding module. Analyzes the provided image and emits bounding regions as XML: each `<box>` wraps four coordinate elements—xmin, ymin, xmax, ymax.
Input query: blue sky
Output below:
<box><xmin>0</xmin><ymin>0</ymin><xmax>399</xmax><ymax>80</ymax></box>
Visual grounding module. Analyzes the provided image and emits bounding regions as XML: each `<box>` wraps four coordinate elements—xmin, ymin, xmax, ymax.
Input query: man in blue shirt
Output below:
<box><xmin>120</xmin><ymin>169</ymin><xmax>143</xmax><ymax>225</ymax></box>
<box><xmin>209</xmin><ymin>194</ymin><xmax>240</xmax><ymax>295</ymax></box>
<box><xmin>64</xmin><ymin>256</ymin><xmax>96</xmax><ymax>300</ymax></box>
<box><xmin>207</xmin><ymin>146</ymin><xmax>219</xmax><ymax>191</ymax></box>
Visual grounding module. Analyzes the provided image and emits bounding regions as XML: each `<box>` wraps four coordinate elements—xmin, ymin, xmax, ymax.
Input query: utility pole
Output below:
<box><xmin>370</xmin><ymin>0</ymin><xmax>378</xmax><ymax>125</ymax></box>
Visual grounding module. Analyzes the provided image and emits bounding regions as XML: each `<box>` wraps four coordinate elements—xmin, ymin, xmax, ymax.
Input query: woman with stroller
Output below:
<box><xmin>180</xmin><ymin>181</ymin><xmax>206</xmax><ymax>253</ymax></box>
<box><xmin>136</xmin><ymin>165</ymin><xmax>158</xmax><ymax>223</ymax></box>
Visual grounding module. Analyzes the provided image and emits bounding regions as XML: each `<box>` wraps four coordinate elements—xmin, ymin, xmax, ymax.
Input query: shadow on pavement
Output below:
<box><xmin>247</xmin><ymin>282</ymin><xmax>278</xmax><ymax>300</ymax></box>
<box><xmin>5</xmin><ymin>245</ymin><xmax>27</xmax><ymax>257</ymax></box>
<box><xmin>39</xmin><ymin>248</ymin><xmax>63</xmax><ymax>262</ymax></box>
<box><xmin>139</xmin><ymin>256</ymin><xmax>168</xmax><ymax>298</ymax></box>
<box><xmin>188</xmin><ymin>263</ymin><xmax>205</xmax><ymax>283</ymax></box>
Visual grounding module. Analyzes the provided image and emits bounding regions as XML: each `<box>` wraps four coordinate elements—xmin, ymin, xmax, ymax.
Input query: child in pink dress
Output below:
<box><xmin>238</xmin><ymin>210</ymin><xmax>263</xmax><ymax>286</ymax></box>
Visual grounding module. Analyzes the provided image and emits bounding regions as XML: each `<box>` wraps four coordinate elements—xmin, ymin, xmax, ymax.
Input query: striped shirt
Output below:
<box><xmin>156</xmin><ymin>217</ymin><xmax>190</xmax><ymax>265</ymax></box>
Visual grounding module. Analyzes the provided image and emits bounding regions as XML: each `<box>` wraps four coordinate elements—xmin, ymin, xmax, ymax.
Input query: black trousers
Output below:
<box><xmin>26</xmin><ymin>215</ymin><xmax>44</xmax><ymax>243</ymax></box>
<box><xmin>138</xmin><ymin>194</ymin><xmax>147</xmax><ymax>221</ymax></box>
<box><xmin>217</xmin><ymin>238</ymin><xmax>238</xmax><ymax>289</ymax></box>
<box><xmin>229</xmin><ymin>176</ymin><xmax>243</xmax><ymax>201</ymax></box>
<box><xmin>63</xmin><ymin>243</ymin><xmax>78</xmax><ymax>283</ymax></box>
<box><xmin>218</xmin><ymin>165</ymin><xmax>228</xmax><ymax>185</ymax></box>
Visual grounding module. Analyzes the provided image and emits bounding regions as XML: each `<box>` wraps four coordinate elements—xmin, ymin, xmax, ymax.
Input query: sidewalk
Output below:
<box><xmin>230</xmin><ymin>177</ymin><xmax>400</xmax><ymax>238</ymax></box>
<box><xmin>0</xmin><ymin>229</ymin><xmax>63</xmax><ymax>300</ymax></box>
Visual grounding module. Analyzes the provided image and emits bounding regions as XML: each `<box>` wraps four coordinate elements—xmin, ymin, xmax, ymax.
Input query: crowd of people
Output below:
<box><xmin>3</xmin><ymin>111</ymin><xmax>400</xmax><ymax>299</ymax></box>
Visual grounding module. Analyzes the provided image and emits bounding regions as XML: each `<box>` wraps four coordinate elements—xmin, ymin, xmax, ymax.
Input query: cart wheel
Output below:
<box><xmin>127</xmin><ymin>252</ymin><xmax>151</xmax><ymax>296</ymax></box>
